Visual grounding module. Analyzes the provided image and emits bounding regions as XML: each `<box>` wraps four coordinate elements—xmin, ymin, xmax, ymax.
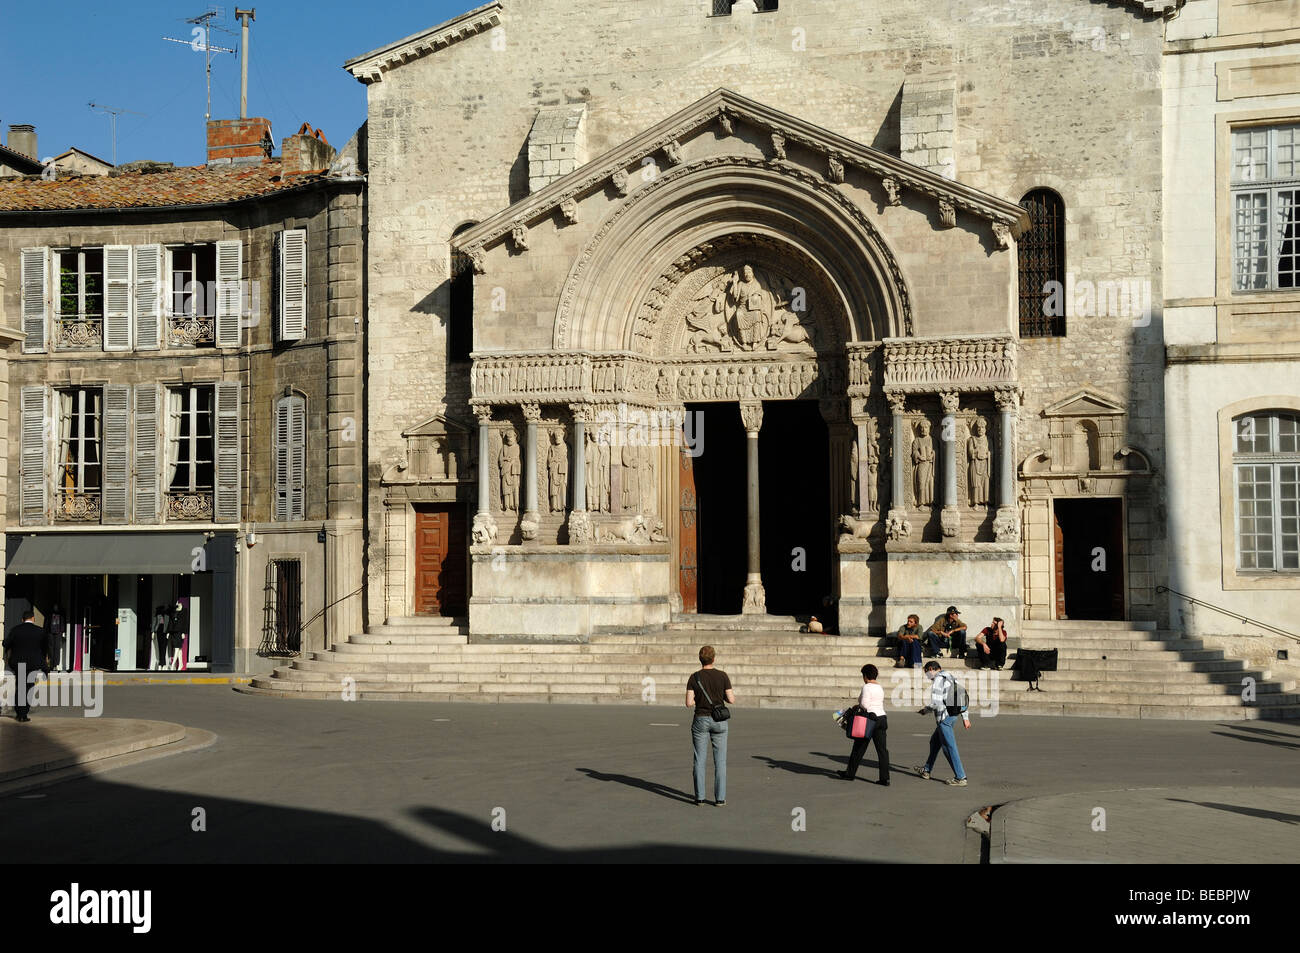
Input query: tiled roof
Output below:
<box><xmin>0</xmin><ymin>160</ymin><xmax>333</xmax><ymax>213</ymax></box>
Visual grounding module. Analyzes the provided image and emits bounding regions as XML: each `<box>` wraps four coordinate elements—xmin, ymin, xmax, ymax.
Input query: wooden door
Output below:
<box><xmin>1053</xmin><ymin>508</ymin><xmax>1067</xmax><ymax>620</ymax></box>
<box><xmin>679</xmin><ymin>448</ymin><xmax>698</xmax><ymax>613</ymax></box>
<box><xmin>414</xmin><ymin>504</ymin><xmax>467</xmax><ymax>616</ymax></box>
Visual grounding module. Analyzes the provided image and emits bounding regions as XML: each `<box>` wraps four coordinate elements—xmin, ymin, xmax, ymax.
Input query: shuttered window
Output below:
<box><xmin>273</xmin><ymin>393</ymin><xmax>307</xmax><ymax>520</ymax></box>
<box><xmin>276</xmin><ymin>228</ymin><xmax>307</xmax><ymax>341</ymax></box>
<box><xmin>102</xmin><ymin>385</ymin><xmax>130</xmax><ymax>522</ymax></box>
<box><xmin>215</xmin><ymin>381</ymin><xmax>241</xmax><ymax>522</ymax></box>
<box><xmin>134</xmin><ymin>244</ymin><xmax>163</xmax><ymax>350</ymax></box>
<box><xmin>215</xmin><ymin>239</ymin><xmax>243</xmax><ymax>348</ymax></box>
<box><xmin>21</xmin><ymin>247</ymin><xmax>49</xmax><ymax>353</ymax></box>
<box><xmin>134</xmin><ymin>385</ymin><xmax>160</xmax><ymax>522</ymax></box>
<box><xmin>103</xmin><ymin>245</ymin><xmax>132</xmax><ymax>351</ymax></box>
<box><xmin>20</xmin><ymin>386</ymin><xmax>49</xmax><ymax>524</ymax></box>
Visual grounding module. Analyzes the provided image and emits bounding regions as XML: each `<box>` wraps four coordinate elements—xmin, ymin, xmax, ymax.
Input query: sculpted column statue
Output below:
<box><xmin>740</xmin><ymin>401</ymin><xmax>766</xmax><ymax>614</ymax></box>
<box><xmin>912</xmin><ymin>420</ymin><xmax>935</xmax><ymax>505</ymax></box>
<box><xmin>497</xmin><ymin>428</ymin><xmax>521</xmax><ymax>513</ymax></box>
<box><xmin>569</xmin><ymin>405</ymin><xmax>592</xmax><ymax>543</ymax></box>
<box><xmin>472</xmin><ymin>405</ymin><xmax>498</xmax><ymax>544</ymax></box>
<box><xmin>939</xmin><ymin>391</ymin><xmax>961</xmax><ymax>538</ymax></box>
<box><xmin>967</xmin><ymin>418</ymin><xmax>991</xmax><ymax>505</ymax></box>
<box><xmin>994</xmin><ymin>389</ymin><xmax>1021</xmax><ymax>543</ymax></box>
<box><xmin>520</xmin><ymin>403</ymin><xmax>541</xmax><ymax>540</ymax></box>
<box><xmin>885</xmin><ymin>392</ymin><xmax>911</xmax><ymax>540</ymax></box>
<box><xmin>548</xmin><ymin>430</ymin><xmax>568</xmax><ymax>512</ymax></box>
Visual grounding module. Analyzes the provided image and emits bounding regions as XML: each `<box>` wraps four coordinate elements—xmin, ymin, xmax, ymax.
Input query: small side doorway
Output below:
<box><xmin>1053</xmin><ymin>498</ymin><xmax>1125</xmax><ymax>620</ymax></box>
<box><xmin>414</xmin><ymin>504</ymin><xmax>468</xmax><ymax>616</ymax></box>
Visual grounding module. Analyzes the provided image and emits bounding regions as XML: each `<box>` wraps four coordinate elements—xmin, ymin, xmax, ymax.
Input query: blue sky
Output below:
<box><xmin>2</xmin><ymin>1</ymin><xmax>468</xmax><ymax>167</ymax></box>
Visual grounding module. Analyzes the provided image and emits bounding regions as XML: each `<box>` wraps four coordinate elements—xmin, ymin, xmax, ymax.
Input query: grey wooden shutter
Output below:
<box><xmin>20</xmin><ymin>385</ymin><xmax>48</xmax><ymax>524</ymax></box>
<box><xmin>134</xmin><ymin>385</ymin><xmax>160</xmax><ymax>522</ymax></box>
<box><xmin>215</xmin><ymin>239</ymin><xmax>242</xmax><ymax>348</ymax></box>
<box><xmin>289</xmin><ymin>396</ymin><xmax>306</xmax><ymax>519</ymax></box>
<box><xmin>277</xmin><ymin>229</ymin><xmax>307</xmax><ymax>341</ymax></box>
<box><xmin>20</xmin><ymin>247</ymin><xmax>47</xmax><ymax>353</ymax></box>
<box><xmin>214</xmin><ymin>381</ymin><xmax>241</xmax><ymax>521</ymax></box>
<box><xmin>102</xmin><ymin>385</ymin><xmax>130</xmax><ymax>523</ymax></box>
<box><xmin>273</xmin><ymin>398</ymin><xmax>289</xmax><ymax>521</ymax></box>
<box><xmin>133</xmin><ymin>244</ymin><xmax>163</xmax><ymax>350</ymax></box>
<box><xmin>103</xmin><ymin>245</ymin><xmax>132</xmax><ymax>351</ymax></box>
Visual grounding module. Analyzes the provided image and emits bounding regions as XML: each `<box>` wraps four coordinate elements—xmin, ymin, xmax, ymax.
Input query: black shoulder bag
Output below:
<box><xmin>695</xmin><ymin>672</ymin><xmax>731</xmax><ymax>722</ymax></box>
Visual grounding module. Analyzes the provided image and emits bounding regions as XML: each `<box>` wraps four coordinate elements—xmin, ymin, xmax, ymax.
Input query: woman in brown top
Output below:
<box><xmin>686</xmin><ymin>645</ymin><xmax>736</xmax><ymax>806</ymax></box>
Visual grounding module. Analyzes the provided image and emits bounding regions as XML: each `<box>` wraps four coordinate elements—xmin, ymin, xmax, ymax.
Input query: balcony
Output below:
<box><xmin>167</xmin><ymin>314</ymin><xmax>215</xmax><ymax>348</ymax></box>
<box><xmin>55</xmin><ymin>316</ymin><xmax>103</xmax><ymax>351</ymax></box>
<box><xmin>55</xmin><ymin>490</ymin><xmax>101</xmax><ymax>523</ymax></box>
<box><xmin>166</xmin><ymin>491</ymin><xmax>214</xmax><ymax>521</ymax></box>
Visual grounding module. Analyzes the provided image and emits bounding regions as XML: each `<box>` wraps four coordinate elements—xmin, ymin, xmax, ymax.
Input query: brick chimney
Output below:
<box><xmin>6</xmin><ymin>124</ymin><xmax>37</xmax><ymax>160</ymax></box>
<box><xmin>281</xmin><ymin>123</ymin><xmax>334</xmax><ymax>176</ymax></box>
<box><xmin>206</xmin><ymin>118</ymin><xmax>273</xmax><ymax>166</ymax></box>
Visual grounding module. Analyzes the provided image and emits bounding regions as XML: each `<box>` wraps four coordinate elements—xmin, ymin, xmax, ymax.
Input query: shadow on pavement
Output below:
<box><xmin>1211</xmin><ymin>723</ymin><xmax>1300</xmax><ymax>750</ymax></box>
<box><xmin>575</xmin><ymin>767</ymin><xmax>696</xmax><ymax>804</ymax></box>
<box><xmin>1165</xmin><ymin>798</ymin><xmax>1300</xmax><ymax>826</ymax></box>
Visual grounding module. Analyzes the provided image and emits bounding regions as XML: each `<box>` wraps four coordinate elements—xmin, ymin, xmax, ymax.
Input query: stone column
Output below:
<box><xmin>568</xmin><ymin>403</ymin><xmax>592</xmax><ymax>543</ymax></box>
<box><xmin>521</xmin><ymin>402</ymin><xmax>541</xmax><ymax>540</ymax></box>
<box><xmin>740</xmin><ymin>400</ymin><xmax>765</xmax><ymax>614</ymax></box>
<box><xmin>471</xmin><ymin>405</ymin><xmax>498</xmax><ymax>545</ymax></box>
<box><xmin>994</xmin><ymin>388</ymin><xmax>1020</xmax><ymax>542</ymax></box>
<box><xmin>939</xmin><ymin>391</ymin><xmax>961</xmax><ymax>538</ymax></box>
<box><xmin>820</xmin><ymin>397</ymin><xmax>852</xmax><ymax>521</ymax></box>
<box><xmin>885</xmin><ymin>391</ymin><xmax>910</xmax><ymax>540</ymax></box>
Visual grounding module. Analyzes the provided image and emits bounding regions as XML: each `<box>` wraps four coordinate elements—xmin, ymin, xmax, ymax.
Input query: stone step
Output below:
<box><xmin>348</xmin><ymin>633</ymin><xmax>469</xmax><ymax>645</ymax></box>
<box><xmin>383</xmin><ymin>616</ymin><xmax>467</xmax><ymax>627</ymax></box>
<box><xmin>1020</xmin><ymin>620</ymin><xmax>1159</xmax><ymax>631</ymax></box>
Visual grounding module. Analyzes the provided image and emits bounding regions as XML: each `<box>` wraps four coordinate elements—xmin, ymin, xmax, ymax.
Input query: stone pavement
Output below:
<box><xmin>992</xmin><ymin>786</ymin><xmax>1300</xmax><ymax>864</ymax></box>
<box><xmin>0</xmin><ymin>716</ymin><xmax>215</xmax><ymax>796</ymax></box>
<box><xmin>0</xmin><ymin>686</ymin><xmax>1296</xmax><ymax>863</ymax></box>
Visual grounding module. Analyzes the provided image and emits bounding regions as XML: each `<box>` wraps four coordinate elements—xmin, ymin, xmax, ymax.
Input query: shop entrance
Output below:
<box><xmin>1053</xmin><ymin>498</ymin><xmax>1126</xmax><ymax>620</ymax></box>
<box><xmin>681</xmin><ymin>400</ymin><xmax>832</xmax><ymax>617</ymax></box>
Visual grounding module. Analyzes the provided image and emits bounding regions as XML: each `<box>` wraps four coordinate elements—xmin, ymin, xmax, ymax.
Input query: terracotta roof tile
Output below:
<box><xmin>0</xmin><ymin>160</ymin><xmax>332</xmax><ymax>212</ymax></box>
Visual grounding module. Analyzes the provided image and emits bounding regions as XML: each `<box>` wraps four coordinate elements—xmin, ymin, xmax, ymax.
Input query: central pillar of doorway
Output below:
<box><xmin>740</xmin><ymin>400</ymin><xmax>765</xmax><ymax>614</ymax></box>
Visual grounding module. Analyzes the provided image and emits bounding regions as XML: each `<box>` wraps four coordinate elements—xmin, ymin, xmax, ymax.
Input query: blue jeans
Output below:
<box><xmin>692</xmin><ymin>715</ymin><xmax>728</xmax><ymax>802</ymax></box>
<box><xmin>925</xmin><ymin>715</ymin><xmax>966</xmax><ymax>780</ymax></box>
<box><xmin>899</xmin><ymin>638</ymin><xmax>923</xmax><ymax>667</ymax></box>
<box><xmin>924</xmin><ymin>632</ymin><xmax>950</xmax><ymax>656</ymax></box>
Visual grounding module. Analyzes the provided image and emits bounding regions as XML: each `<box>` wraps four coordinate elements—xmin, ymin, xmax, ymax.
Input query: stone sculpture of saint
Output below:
<box><xmin>547</xmin><ymin>430</ymin><xmax>568</xmax><ymax>512</ymax></box>
<box><xmin>912</xmin><ymin>420</ymin><xmax>935</xmax><ymax>507</ymax></box>
<box><xmin>867</xmin><ymin>433</ymin><xmax>879</xmax><ymax>509</ymax></box>
<box><xmin>638</xmin><ymin>445</ymin><xmax>657</xmax><ymax>517</ymax></box>
<box><xmin>498</xmin><ymin>430</ymin><xmax>521</xmax><ymax>512</ymax></box>
<box><xmin>850</xmin><ymin>439</ymin><xmax>860</xmax><ymax>510</ymax></box>
<box><xmin>596</xmin><ymin>431</ymin><xmax>611</xmax><ymax>512</ymax></box>
<box><xmin>621</xmin><ymin>442</ymin><xmax>640</xmax><ymax>512</ymax></box>
<box><xmin>967</xmin><ymin>418</ymin><xmax>991</xmax><ymax>505</ymax></box>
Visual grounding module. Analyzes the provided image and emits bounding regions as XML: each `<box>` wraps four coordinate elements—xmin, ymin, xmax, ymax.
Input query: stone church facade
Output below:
<box><xmin>348</xmin><ymin>0</ymin><xmax>1173</xmax><ymax>639</ymax></box>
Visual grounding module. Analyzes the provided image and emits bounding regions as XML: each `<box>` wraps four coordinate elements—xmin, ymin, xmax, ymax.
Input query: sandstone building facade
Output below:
<box><xmin>348</xmin><ymin>0</ymin><xmax>1173</xmax><ymax>640</ymax></box>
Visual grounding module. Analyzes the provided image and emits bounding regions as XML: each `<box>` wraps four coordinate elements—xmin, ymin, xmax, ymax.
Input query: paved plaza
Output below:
<box><xmin>1</xmin><ymin>686</ymin><xmax>1296</xmax><ymax>864</ymax></box>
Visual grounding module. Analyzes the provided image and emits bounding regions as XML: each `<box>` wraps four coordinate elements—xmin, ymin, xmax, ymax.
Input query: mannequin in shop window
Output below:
<box><xmin>167</xmin><ymin>601</ymin><xmax>189</xmax><ymax>671</ymax></box>
<box><xmin>47</xmin><ymin>604</ymin><xmax>65</xmax><ymax>673</ymax></box>
<box><xmin>152</xmin><ymin>605</ymin><xmax>171</xmax><ymax>671</ymax></box>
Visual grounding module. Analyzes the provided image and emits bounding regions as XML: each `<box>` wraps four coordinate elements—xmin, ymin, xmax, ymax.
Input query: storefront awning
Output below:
<box><xmin>6</xmin><ymin>533</ymin><xmax>212</xmax><ymax>575</ymax></box>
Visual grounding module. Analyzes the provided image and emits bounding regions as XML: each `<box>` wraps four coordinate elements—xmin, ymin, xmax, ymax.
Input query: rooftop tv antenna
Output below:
<box><xmin>87</xmin><ymin>102</ymin><xmax>145</xmax><ymax>166</ymax></box>
<box><xmin>163</xmin><ymin>9</ymin><xmax>238</xmax><ymax>122</ymax></box>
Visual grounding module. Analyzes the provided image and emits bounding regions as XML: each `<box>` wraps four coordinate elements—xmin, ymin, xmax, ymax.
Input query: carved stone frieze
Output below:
<box><xmin>882</xmin><ymin>336</ymin><xmax>1017</xmax><ymax>393</ymax></box>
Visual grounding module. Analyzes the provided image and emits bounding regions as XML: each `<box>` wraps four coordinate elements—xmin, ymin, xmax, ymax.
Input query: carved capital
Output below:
<box><xmin>612</xmin><ymin>168</ymin><xmax>629</xmax><ymax>195</ymax></box>
<box><xmin>886</xmin><ymin>391</ymin><xmax>907</xmax><ymax>415</ymax></box>
<box><xmin>993</xmin><ymin>221</ymin><xmax>1011</xmax><ymax>250</ymax></box>
<box><xmin>510</xmin><ymin>221</ymin><xmax>529</xmax><ymax>251</ymax></box>
<box><xmin>939</xmin><ymin>391</ymin><xmax>961</xmax><ymax>415</ymax></box>
<box><xmin>827</xmin><ymin>155</ymin><xmax>845</xmax><ymax>184</ymax></box>
<box><xmin>770</xmin><ymin>131</ymin><xmax>787</xmax><ymax>161</ymax></box>
<box><xmin>559</xmin><ymin>197</ymin><xmax>578</xmax><ymax>224</ymax></box>
<box><xmin>938</xmin><ymin>199</ymin><xmax>956</xmax><ymax>229</ymax></box>
<box><xmin>850</xmin><ymin>396</ymin><xmax>871</xmax><ymax>420</ymax></box>
<box><xmin>472</xmin><ymin>404</ymin><xmax>494</xmax><ymax>424</ymax></box>
<box><xmin>520</xmin><ymin>402</ymin><xmax>542</xmax><ymax>423</ymax></box>
<box><xmin>569</xmin><ymin>403</ymin><xmax>592</xmax><ymax>423</ymax></box>
<box><xmin>994</xmin><ymin>387</ymin><xmax>1022</xmax><ymax>413</ymax></box>
<box><xmin>882</xmin><ymin>176</ymin><xmax>901</xmax><ymax>206</ymax></box>
<box><xmin>739</xmin><ymin>400</ymin><xmax>764</xmax><ymax>434</ymax></box>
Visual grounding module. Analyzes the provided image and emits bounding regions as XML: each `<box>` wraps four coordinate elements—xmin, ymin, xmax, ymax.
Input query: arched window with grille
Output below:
<box><xmin>449</xmin><ymin>222</ymin><xmax>477</xmax><ymax>363</ymax></box>
<box><xmin>1018</xmin><ymin>189</ymin><xmax>1066</xmax><ymax>338</ymax></box>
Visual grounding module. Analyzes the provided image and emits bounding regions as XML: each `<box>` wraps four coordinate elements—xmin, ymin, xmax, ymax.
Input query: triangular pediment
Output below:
<box><xmin>403</xmin><ymin>413</ymin><xmax>473</xmax><ymax>438</ymax></box>
<box><xmin>452</xmin><ymin>88</ymin><xmax>1029</xmax><ymax>259</ymax></box>
<box><xmin>1043</xmin><ymin>388</ymin><xmax>1127</xmax><ymax>418</ymax></box>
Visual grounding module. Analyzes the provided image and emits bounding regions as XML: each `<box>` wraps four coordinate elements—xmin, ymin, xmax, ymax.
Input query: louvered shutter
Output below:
<box><xmin>277</xmin><ymin>229</ymin><xmax>307</xmax><ymax>341</ymax></box>
<box><xmin>20</xmin><ymin>247</ymin><xmax>47</xmax><ymax>353</ymax></box>
<box><xmin>134</xmin><ymin>385</ymin><xmax>160</xmax><ymax>522</ymax></box>
<box><xmin>289</xmin><ymin>397</ymin><xmax>306</xmax><ymax>520</ymax></box>
<box><xmin>20</xmin><ymin>386</ymin><xmax>48</xmax><ymax>524</ymax></box>
<box><xmin>103</xmin><ymin>245</ymin><xmax>132</xmax><ymax>351</ymax></box>
<box><xmin>273</xmin><ymin>398</ymin><xmax>290</xmax><ymax>521</ymax></box>
<box><xmin>102</xmin><ymin>385</ymin><xmax>130</xmax><ymax>522</ymax></box>
<box><xmin>133</xmin><ymin>244</ymin><xmax>163</xmax><ymax>350</ymax></box>
<box><xmin>215</xmin><ymin>239</ymin><xmax>242</xmax><ymax>348</ymax></box>
<box><xmin>214</xmin><ymin>381</ymin><xmax>241</xmax><ymax>522</ymax></box>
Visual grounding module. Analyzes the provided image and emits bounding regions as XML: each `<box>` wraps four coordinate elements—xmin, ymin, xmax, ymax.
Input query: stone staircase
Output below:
<box><xmin>237</xmin><ymin>616</ymin><xmax>1300</xmax><ymax>720</ymax></box>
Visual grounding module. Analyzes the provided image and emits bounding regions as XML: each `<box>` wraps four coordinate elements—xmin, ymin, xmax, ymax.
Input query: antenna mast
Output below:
<box><xmin>88</xmin><ymin>102</ymin><xmax>145</xmax><ymax>166</ymax></box>
<box><xmin>163</xmin><ymin>9</ymin><xmax>237</xmax><ymax>123</ymax></box>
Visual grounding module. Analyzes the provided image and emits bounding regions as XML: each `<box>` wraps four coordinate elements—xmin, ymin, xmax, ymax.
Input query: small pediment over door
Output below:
<box><xmin>391</xmin><ymin>413</ymin><xmax>475</xmax><ymax>484</ymax></box>
<box><xmin>1041</xmin><ymin>388</ymin><xmax>1127</xmax><ymax>474</ymax></box>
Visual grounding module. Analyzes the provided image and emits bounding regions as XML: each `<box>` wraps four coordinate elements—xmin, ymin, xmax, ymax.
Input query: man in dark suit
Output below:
<box><xmin>4</xmin><ymin>608</ymin><xmax>50</xmax><ymax>722</ymax></box>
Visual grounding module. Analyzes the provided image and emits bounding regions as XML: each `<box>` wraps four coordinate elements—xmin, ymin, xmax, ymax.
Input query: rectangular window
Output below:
<box><xmin>1231</xmin><ymin>124</ymin><xmax>1300</xmax><ymax>292</ymax></box>
<box><xmin>54</xmin><ymin>249</ymin><xmax>104</xmax><ymax>350</ymax></box>
<box><xmin>1234</xmin><ymin>411</ymin><xmax>1300</xmax><ymax>571</ymax></box>
<box><xmin>55</xmin><ymin>388</ymin><xmax>102</xmax><ymax>522</ymax></box>
<box><xmin>165</xmin><ymin>386</ymin><xmax>215</xmax><ymax>520</ymax></box>
<box><xmin>167</xmin><ymin>245</ymin><xmax>217</xmax><ymax>347</ymax></box>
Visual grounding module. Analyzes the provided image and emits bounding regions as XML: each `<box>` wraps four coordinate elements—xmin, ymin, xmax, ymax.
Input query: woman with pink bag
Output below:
<box><xmin>838</xmin><ymin>664</ymin><xmax>890</xmax><ymax>786</ymax></box>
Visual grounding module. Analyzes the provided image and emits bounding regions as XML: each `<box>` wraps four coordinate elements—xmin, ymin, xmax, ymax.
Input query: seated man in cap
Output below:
<box><xmin>926</xmin><ymin>606</ymin><xmax>968</xmax><ymax>660</ymax></box>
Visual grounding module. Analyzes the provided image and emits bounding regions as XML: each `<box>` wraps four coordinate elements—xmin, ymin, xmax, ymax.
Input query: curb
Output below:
<box><xmin>0</xmin><ymin>726</ymin><xmax>218</xmax><ymax>797</ymax></box>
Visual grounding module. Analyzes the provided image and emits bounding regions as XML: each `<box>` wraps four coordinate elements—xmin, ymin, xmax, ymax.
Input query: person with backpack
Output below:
<box><xmin>914</xmin><ymin>661</ymin><xmax>970</xmax><ymax>786</ymax></box>
<box><xmin>838</xmin><ymin>663</ymin><xmax>890</xmax><ymax>785</ymax></box>
<box><xmin>686</xmin><ymin>645</ymin><xmax>735</xmax><ymax>806</ymax></box>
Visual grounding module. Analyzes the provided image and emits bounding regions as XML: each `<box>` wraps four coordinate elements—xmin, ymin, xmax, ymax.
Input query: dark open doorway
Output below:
<box><xmin>1054</xmin><ymin>498</ymin><xmax>1125</xmax><ymax>621</ymax></box>
<box><xmin>687</xmin><ymin>403</ymin><xmax>747</xmax><ymax>614</ymax></box>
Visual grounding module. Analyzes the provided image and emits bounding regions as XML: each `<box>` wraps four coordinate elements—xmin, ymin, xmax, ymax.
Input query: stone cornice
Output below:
<box><xmin>451</xmin><ymin>88</ymin><xmax>1030</xmax><ymax>260</ymax></box>
<box><xmin>343</xmin><ymin>2</ymin><xmax>503</xmax><ymax>84</ymax></box>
